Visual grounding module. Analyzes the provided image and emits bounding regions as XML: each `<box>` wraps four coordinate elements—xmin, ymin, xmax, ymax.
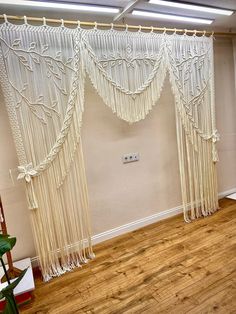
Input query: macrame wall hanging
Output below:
<box><xmin>0</xmin><ymin>17</ymin><xmax>219</xmax><ymax>281</ymax></box>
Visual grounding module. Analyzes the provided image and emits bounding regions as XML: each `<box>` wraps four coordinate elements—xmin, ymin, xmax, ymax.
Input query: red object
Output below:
<box><xmin>0</xmin><ymin>291</ymin><xmax>32</xmax><ymax>310</ymax></box>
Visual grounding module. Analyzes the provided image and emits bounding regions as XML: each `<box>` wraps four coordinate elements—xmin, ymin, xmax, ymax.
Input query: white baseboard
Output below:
<box><xmin>30</xmin><ymin>187</ymin><xmax>236</xmax><ymax>268</ymax></box>
<box><xmin>218</xmin><ymin>187</ymin><xmax>236</xmax><ymax>199</ymax></box>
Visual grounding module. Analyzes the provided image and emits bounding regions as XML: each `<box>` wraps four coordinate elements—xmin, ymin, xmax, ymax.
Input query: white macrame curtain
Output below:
<box><xmin>0</xmin><ymin>20</ymin><xmax>219</xmax><ymax>281</ymax></box>
<box><xmin>0</xmin><ymin>23</ymin><xmax>94</xmax><ymax>281</ymax></box>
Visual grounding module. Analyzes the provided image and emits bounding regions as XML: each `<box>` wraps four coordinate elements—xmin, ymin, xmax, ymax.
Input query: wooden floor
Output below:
<box><xmin>21</xmin><ymin>198</ymin><xmax>236</xmax><ymax>314</ymax></box>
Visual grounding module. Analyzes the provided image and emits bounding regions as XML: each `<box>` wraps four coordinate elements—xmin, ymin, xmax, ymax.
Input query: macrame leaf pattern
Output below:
<box><xmin>82</xmin><ymin>29</ymin><xmax>167</xmax><ymax>122</ymax></box>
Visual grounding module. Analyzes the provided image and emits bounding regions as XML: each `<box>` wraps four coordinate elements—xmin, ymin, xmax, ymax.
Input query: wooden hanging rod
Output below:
<box><xmin>0</xmin><ymin>14</ymin><xmax>236</xmax><ymax>36</ymax></box>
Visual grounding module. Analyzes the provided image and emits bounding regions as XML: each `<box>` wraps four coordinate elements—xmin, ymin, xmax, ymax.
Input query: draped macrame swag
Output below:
<box><xmin>0</xmin><ymin>21</ymin><xmax>219</xmax><ymax>281</ymax></box>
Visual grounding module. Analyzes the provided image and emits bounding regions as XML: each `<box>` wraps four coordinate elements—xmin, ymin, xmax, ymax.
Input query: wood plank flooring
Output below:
<box><xmin>21</xmin><ymin>198</ymin><xmax>236</xmax><ymax>313</ymax></box>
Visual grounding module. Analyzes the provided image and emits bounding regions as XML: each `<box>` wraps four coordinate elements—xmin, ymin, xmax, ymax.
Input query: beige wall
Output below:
<box><xmin>0</xmin><ymin>37</ymin><xmax>235</xmax><ymax>261</ymax></box>
<box><xmin>82</xmin><ymin>77</ymin><xmax>181</xmax><ymax>235</ymax></box>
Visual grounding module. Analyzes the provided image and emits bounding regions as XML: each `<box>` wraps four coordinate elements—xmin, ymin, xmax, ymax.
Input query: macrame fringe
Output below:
<box><xmin>175</xmin><ymin>112</ymin><xmax>218</xmax><ymax>222</ymax></box>
<box><xmin>29</xmin><ymin>112</ymin><xmax>95</xmax><ymax>281</ymax></box>
<box><xmin>171</xmin><ymin>81</ymin><xmax>219</xmax><ymax>222</ymax></box>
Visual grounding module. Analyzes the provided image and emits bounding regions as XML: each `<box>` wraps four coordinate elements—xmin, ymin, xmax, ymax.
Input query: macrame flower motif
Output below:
<box><xmin>17</xmin><ymin>163</ymin><xmax>37</xmax><ymax>182</ymax></box>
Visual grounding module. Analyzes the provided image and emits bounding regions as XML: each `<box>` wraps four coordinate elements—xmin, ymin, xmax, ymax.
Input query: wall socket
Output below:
<box><xmin>122</xmin><ymin>152</ymin><xmax>139</xmax><ymax>164</ymax></box>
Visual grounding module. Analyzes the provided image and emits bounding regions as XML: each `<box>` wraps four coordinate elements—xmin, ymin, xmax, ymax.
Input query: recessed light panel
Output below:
<box><xmin>149</xmin><ymin>0</ymin><xmax>233</xmax><ymax>16</ymax></box>
<box><xmin>132</xmin><ymin>10</ymin><xmax>213</xmax><ymax>24</ymax></box>
<box><xmin>0</xmin><ymin>0</ymin><xmax>120</xmax><ymax>13</ymax></box>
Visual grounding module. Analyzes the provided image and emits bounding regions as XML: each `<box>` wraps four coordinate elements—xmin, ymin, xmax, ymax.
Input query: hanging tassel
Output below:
<box><xmin>25</xmin><ymin>181</ymin><xmax>38</xmax><ymax>210</ymax></box>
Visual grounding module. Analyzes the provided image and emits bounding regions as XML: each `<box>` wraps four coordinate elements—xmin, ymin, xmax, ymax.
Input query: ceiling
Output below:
<box><xmin>1</xmin><ymin>0</ymin><xmax>236</xmax><ymax>31</ymax></box>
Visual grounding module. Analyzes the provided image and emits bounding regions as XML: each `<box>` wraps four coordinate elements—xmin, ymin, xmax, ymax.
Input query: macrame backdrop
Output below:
<box><xmin>0</xmin><ymin>20</ymin><xmax>219</xmax><ymax>281</ymax></box>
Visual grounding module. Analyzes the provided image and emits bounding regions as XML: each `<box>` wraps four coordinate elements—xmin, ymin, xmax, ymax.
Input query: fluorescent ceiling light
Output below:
<box><xmin>132</xmin><ymin>10</ymin><xmax>213</xmax><ymax>24</ymax></box>
<box><xmin>0</xmin><ymin>0</ymin><xmax>119</xmax><ymax>13</ymax></box>
<box><xmin>149</xmin><ymin>0</ymin><xmax>233</xmax><ymax>16</ymax></box>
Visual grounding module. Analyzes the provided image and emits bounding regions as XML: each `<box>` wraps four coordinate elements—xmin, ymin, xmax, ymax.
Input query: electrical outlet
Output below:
<box><xmin>122</xmin><ymin>153</ymin><xmax>139</xmax><ymax>164</ymax></box>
